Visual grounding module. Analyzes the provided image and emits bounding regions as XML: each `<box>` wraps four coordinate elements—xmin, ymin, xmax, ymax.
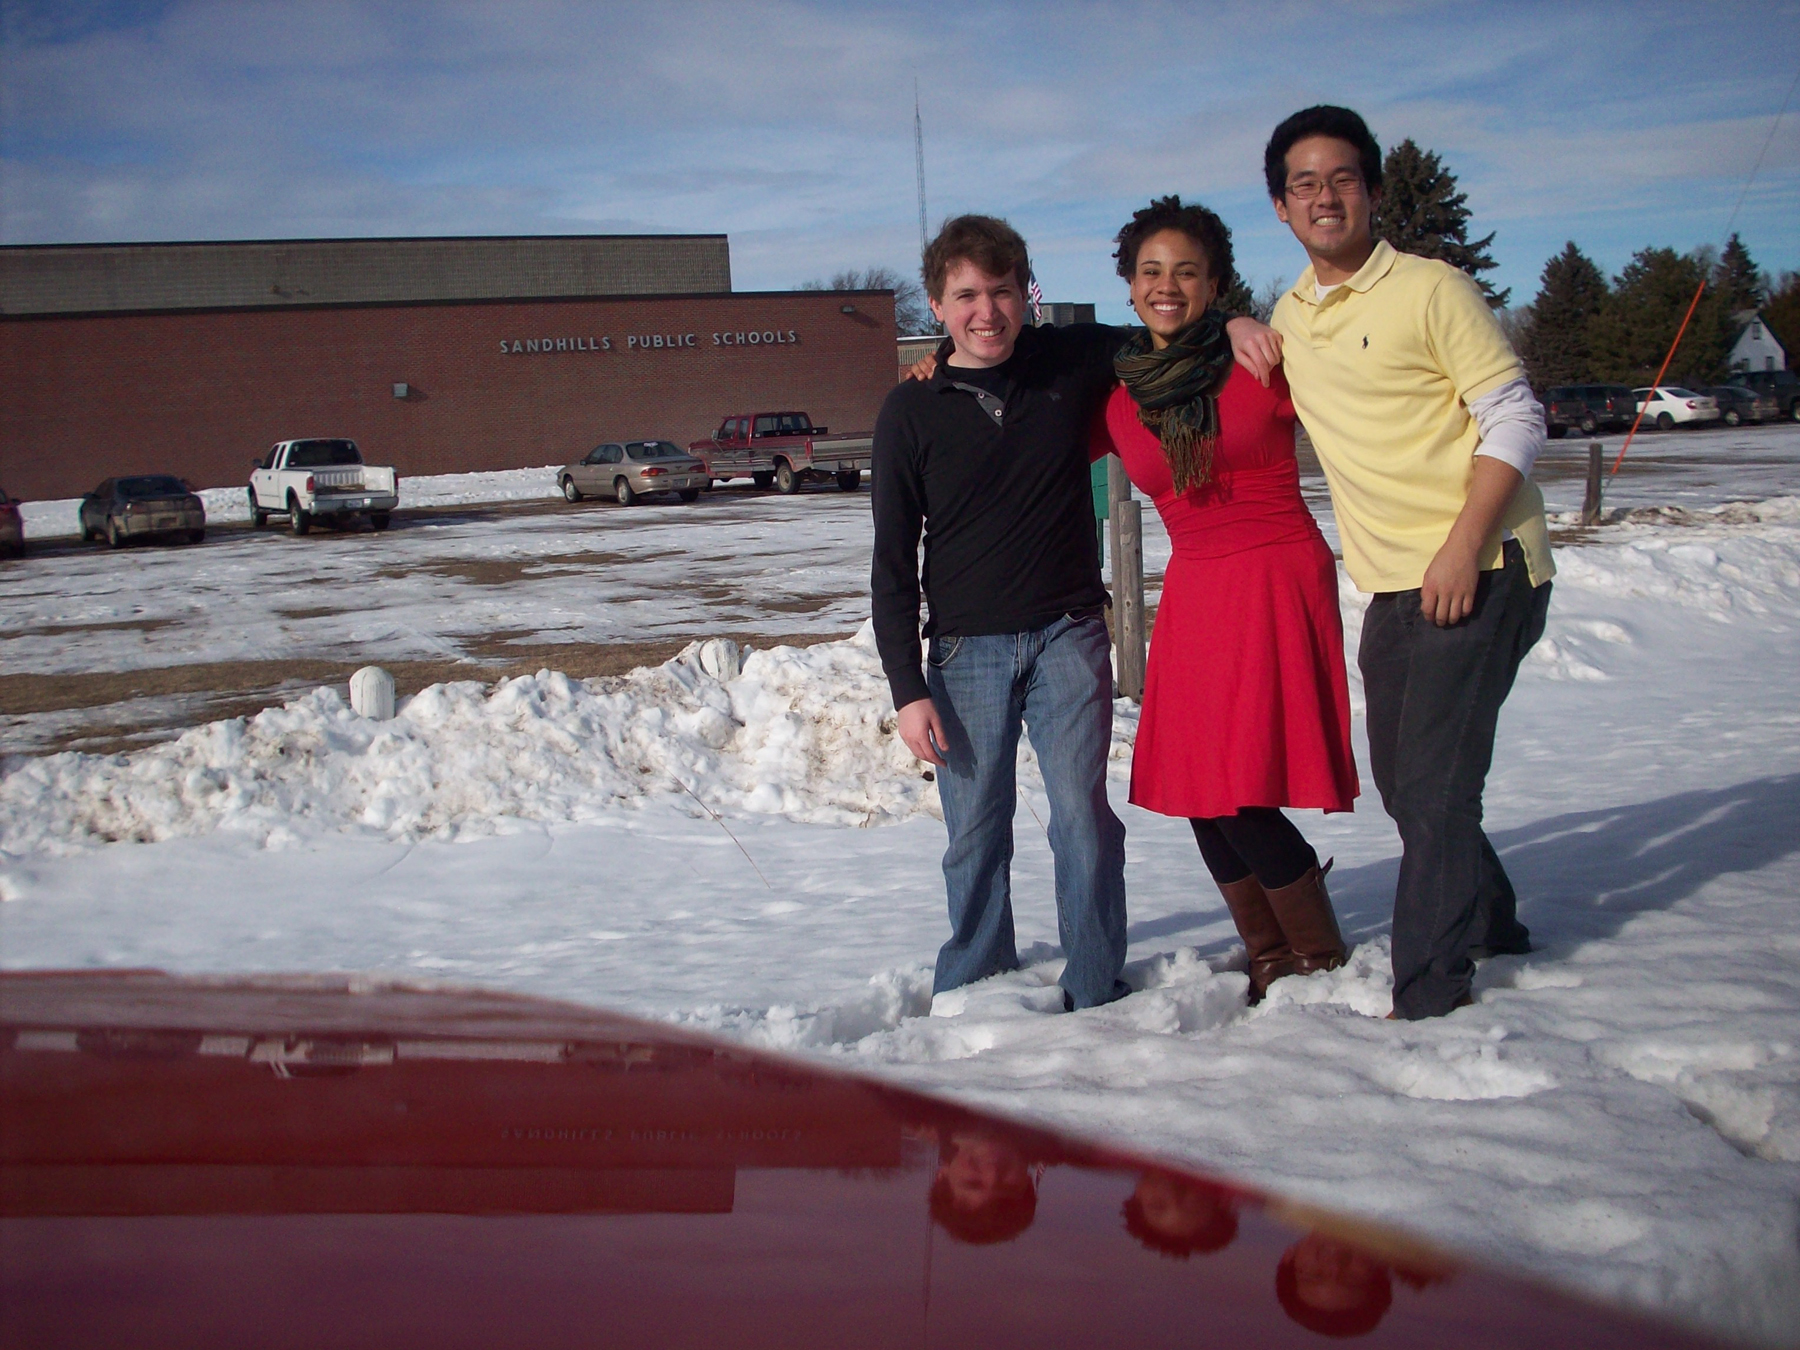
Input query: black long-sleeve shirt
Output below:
<box><xmin>870</xmin><ymin>322</ymin><xmax>1123</xmax><ymax>709</ymax></box>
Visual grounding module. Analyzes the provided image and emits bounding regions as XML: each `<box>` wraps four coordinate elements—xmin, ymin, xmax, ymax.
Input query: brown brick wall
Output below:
<box><xmin>0</xmin><ymin>290</ymin><xmax>895</xmax><ymax>501</ymax></box>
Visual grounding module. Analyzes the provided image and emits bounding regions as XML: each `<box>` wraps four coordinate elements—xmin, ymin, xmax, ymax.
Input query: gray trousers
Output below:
<box><xmin>1359</xmin><ymin>541</ymin><xmax>1551</xmax><ymax>1019</ymax></box>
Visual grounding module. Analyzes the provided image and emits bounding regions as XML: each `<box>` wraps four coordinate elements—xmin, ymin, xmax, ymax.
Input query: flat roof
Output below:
<box><xmin>0</xmin><ymin>234</ymin><xmax>734</xmax><ymax>316</ymax></box>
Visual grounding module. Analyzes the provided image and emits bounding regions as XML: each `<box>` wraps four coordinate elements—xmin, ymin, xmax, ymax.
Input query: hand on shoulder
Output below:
<box><xmin>1226</xmin><ymin>316</ymin><xmax>1283</xmax><ymax>387</ymax></box>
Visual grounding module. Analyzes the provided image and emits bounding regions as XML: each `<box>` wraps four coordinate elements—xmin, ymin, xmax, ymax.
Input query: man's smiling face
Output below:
<box><xmin>931</xmin><ymin>261</ymin><xmax>1028</xmax><ymax>369</ymax></box>
<box><xmin>1273</xmin><ymin>134</ymin><xmax>1378</xmax><ymax>279</ymax></box>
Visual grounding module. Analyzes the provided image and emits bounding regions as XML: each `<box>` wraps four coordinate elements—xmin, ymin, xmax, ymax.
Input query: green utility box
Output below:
<box><xmin>1091</xmin><ymin>457</ymin><xmax>1110</xmax><ymax>562</ymax></box>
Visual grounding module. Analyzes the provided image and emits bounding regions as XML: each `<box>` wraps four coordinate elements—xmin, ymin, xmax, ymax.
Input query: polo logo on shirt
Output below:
<box><xmin>1362</xmin><ymin>335</ymin><xmax>1369</xmax><ymax>349</ymax></box>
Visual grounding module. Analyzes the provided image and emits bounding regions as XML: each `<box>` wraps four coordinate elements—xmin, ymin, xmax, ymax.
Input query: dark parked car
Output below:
<box><xmin>1706</xmin><ymin>385</ymin><xmax>1777</xmax><ymax>427</ymax></box>
<box><xmin>1542</xmin><ymin>391</ymin><xmax>1596</xmax><ymax>438</ymax></box>
<box><xmin>0</xmin><ymin>488</ymin><xmax>22</xmax><ymax>558</ymax></box>
<box><xmin>1545</xmin><ymin>384</ymin><xmax>1638</xmax><ymax>431</ymax></box>
<box><xmin>1734</xmin><ymin>368</ymin><xmax>1800</xmax><ymax>421</ymax></box>
<box><xmin>78</xmin><ymin>475</ymin><xmax>206</xmax><ymax>548</ymax></box>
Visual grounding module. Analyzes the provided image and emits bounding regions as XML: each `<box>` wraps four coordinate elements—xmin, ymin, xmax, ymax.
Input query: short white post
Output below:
<box><xmin>697</xmin><ymin>639</ymin><xmax>742</xmax><ymax>682</ymax></box>
<box><xmin>350</xmin><ymin>666</ymin><xmax>396</xmax><ymax>720</ymax></box>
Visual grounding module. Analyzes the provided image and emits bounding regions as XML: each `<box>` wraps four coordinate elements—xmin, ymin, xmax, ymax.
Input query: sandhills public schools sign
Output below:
<box><xmin>498</xmin><ymin>328</ymin><xmax>800</xmax><ymax>355</ymax></box>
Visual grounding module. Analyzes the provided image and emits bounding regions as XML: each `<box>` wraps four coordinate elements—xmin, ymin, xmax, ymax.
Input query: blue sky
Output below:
<box><xmin>3</xmin><ymin>0</ymin><xmax>1797</xmax><ymax>325</ymax></box>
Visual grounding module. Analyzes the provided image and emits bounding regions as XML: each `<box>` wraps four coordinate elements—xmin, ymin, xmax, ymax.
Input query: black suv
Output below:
<box><xmin>1542</xmin><ymin>390</ymin><xmax>1595</xmax><ymax>438</ymax></box>
<box><xmin>1545</xmin><ymin>384</ymin><xmax>1639</xmax><ymax>431</ymax></box>
<box><xmin>1734</xmin><ymin>369</ymin><xmax>1800</xmax><ymax>421</ymax></box>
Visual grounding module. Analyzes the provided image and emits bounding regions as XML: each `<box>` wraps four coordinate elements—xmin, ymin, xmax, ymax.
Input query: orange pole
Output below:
<box><xmin>1610</xmin><ymin>277</ymin><xmax>1708</xmax><ymax>475</ymax></box>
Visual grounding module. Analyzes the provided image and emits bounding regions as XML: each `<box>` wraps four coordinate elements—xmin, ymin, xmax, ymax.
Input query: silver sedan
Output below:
<box><xmin>559</xmin><ymin>440</ymin><xmax>710</xmax><ymax>506</ymax></box>
<box><xmin>78</xmin><ymin>475</ymin><xmax>207</xmax><ymax>547</ymax></box>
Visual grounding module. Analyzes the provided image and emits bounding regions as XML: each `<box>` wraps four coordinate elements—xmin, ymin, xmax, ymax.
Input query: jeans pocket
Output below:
<box><xmin>927</xmin><ymin>636</ymin><xmax>964</xmax><ymax>668</ymax></box>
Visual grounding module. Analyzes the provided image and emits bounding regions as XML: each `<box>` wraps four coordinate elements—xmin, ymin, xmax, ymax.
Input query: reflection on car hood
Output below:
<box><xmin>0</xmin><ymin>972</ymin><xmax>1720</xmax><ymax>1349</ymax></box>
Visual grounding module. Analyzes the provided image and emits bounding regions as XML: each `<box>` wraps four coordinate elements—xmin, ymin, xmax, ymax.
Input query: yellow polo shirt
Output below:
<box><xmin>1272</xmin><ymin>240</ymin><xmax>1554</xmax><ymax>593</ymax></box>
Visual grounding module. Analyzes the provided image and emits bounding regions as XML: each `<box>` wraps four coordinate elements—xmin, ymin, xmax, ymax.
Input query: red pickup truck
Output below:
<box><xmin>689</xmin><ymin>411</ymin><xmax>872</xmax><ymax>494</ymax></box>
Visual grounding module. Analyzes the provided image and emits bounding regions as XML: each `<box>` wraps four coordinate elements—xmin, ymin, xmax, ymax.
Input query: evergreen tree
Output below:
<box><xmin>1217</xmin><ymin>277</ymin><xmax>1286</xmax><ymax>323</ymax></box>
<box><xmin>1763</xmin><ymin>271</ymin><xmax>1800</xmax><ymax>370</ymax></box>
<box><xmin>1589</xmin><ymin>247</ymin><xmax>1734</xmax><ymax>387</ymax></box>
<box><xmin>1372</xmin><ymin>138</ymin><xmax>1508</xmax><ymax>306</ymax></box>
<box><xmin>1218</xmin><ymin>275</ymin><xmax>1256</xmax><ymax>319</ymax></box>
<box><xmin>1516</xmin><ymin>242</ymin><xmax>1608</xmax><ymax>388</ymax></box>
<box><xmin>1715</xmin><ymin>233</ymin><xmax>1766</xmax><ymax>314</ymax></box>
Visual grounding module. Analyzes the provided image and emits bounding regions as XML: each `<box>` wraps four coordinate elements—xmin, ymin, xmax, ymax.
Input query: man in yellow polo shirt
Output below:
<box><xmin>1263</xmin><ymin>105</ymin><xmax>1554</xmax><ymax>1021</ymax></box>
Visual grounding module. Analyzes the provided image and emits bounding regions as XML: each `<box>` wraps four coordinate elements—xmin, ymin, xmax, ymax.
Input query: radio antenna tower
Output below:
<box><xmin>914</xmin><ymin>80</ymin><xmax>928</xmax><ymax>253</ymax></box>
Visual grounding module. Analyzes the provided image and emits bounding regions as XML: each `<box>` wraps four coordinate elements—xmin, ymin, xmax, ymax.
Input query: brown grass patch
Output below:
<box><xmin>3</xmin><ymin>630</ymin><xmax>858</xmax><ymax>756</ymax></box>
<box><xmin>762</xmin><ymin>593</ymin><xmax>857</xmax><ymax>614</ymax></box>
<box><xmin>373</xmin><ymin>551</ymin><xmax>631</xmax><ymax>586</ymax></box>
<box><xmin>4</xmin><ymin>617</ymin><xmax>178</xmax><ymax>639</ymax></box>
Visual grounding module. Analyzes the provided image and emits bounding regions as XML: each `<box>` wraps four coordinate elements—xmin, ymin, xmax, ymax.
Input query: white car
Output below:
<box><xmin>1633</xmin><ymin>386</ymin><xmax>1721</xmax><ymax>430</ymax></box>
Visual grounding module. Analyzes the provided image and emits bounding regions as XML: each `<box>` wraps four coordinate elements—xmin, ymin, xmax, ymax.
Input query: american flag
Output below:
<box><xmin>1027</xmin><ymin>269</ymin><xmax>1044</xmax><ymax>325</ymax></box>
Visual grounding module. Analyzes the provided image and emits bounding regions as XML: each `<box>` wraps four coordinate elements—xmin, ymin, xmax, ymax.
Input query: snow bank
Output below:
<box><xmin>0</xmin><ymin>627</ymin><xmax>895</xmax><ymax>851</ymax></box>
<box><xmin>0</xmin><ymin>622</ymin><xmax>1137</xmax><ymax>855</ymax></box>
<box><xmin>1551</xmin><ymin>499</ymin><xmax>1800</xmax><ymax>617</ymax></box>
<box><xmin>6</xmin><ymin>495</ymin><xmax>1800</xmax><ymax>1345</ymax></box>
<box><xmin>10</xmin><ymin>500</ymin><xmax>1797</xmax><ymax>858</ymax></box>
<box><xmin>678</xmin><ymin>920</ymin><xmax>1800</xmax><ymax>1346</ymax></box>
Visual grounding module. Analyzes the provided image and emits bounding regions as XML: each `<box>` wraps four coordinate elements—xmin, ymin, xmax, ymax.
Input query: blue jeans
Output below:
<box><xmin>924</xmin><ymin>612</ymin><xmax>1128</xmax><ymax>1008</ymax></box>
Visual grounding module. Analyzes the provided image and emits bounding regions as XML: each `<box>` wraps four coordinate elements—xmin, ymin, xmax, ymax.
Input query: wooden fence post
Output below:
<box><xmin>1106</xmin><ymin>457</ymin><xmax>1147</xmax><ymax>701</ymax></box>
<box><xmin>1580</xmin><ymin>441</ymin><xmax>1605</xmax><ymax>526</ymax></box>
<box><xmin>1116</xmin><ymin>500</ymin><xmax>1146</xmax><ymax>701</ymax></box>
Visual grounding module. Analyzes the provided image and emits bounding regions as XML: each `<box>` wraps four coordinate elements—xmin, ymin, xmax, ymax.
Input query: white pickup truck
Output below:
<box><xmin>249</xmin><ymin>439</ymin><xmax>399</xmax><ymax>535</ymax></box>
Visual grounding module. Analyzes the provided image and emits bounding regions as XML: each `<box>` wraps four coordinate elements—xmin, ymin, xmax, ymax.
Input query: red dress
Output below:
<box><xmin>1097</xmin><ymin>365</ymin><xmax>1358</xmax><ymax>818</ymax></box>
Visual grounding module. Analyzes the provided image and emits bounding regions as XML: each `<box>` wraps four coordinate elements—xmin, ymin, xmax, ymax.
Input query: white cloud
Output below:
<box><xmin>2</xmin><ymin>0</ymin><xmax>1795</xmax><ymax>310</ymax></box>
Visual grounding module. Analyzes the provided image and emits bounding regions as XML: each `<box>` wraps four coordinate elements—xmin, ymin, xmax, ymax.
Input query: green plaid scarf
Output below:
<box><xmin>1112</xmin><ymin>308</ymin><xmax>1235</xmax><ymax>494</ymax></box>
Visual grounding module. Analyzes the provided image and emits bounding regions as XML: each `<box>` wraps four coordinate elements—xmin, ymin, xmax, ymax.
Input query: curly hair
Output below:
<box><xmin>1121</xmin><ymin>1190</ymin><xmax>1240</xmax><ymax>1258</ymax></box>
<box><xmin>1111</xmin><ymin>195</ymin><xmax>1235</xmax><ymax>296</ymax></box>
<box><xmin>929</xmin><ymin>1173</ymin><xmax>1037</xmax><ymax>1245</ymax></box>
<box><xmin>1263</xmin><ymin>105</ymin><xmax>1383</xmax><ymax>202</ymax></box>
<box><xmin>922</xmin><ymin>214</ymin><xmax>1031</xmax><ymax>301</ymax></box>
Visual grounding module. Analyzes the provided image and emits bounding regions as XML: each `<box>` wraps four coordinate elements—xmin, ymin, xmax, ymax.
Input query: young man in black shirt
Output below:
<box><xmin>872</xmin><ymin>214</ymin><xmax>1277</xmax><ymax>1011</ymax></box>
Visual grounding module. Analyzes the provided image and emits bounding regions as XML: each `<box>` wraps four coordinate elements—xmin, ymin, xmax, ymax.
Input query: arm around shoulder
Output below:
<box><xmin>870</xmin><ymin>391</ymin><xmax>932</xmax><ymax>711</ymax></box>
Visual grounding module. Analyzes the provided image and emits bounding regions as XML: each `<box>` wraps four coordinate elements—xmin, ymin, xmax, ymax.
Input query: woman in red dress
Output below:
<box><xmin>1094</xmin><ymin>196</ymin><xmax>1359</xmax><ymax>1002</ymax></box>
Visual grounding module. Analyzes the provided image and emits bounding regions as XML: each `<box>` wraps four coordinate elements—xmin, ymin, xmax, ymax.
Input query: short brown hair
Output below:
<box><xmin>922</xmin><ymin>214</ymin><xmax>1030</xmax><ymax>301</ymax></box>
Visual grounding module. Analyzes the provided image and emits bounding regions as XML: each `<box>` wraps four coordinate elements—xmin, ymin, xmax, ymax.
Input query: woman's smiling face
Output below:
<box><xmin>1129</xmin><ymin>229</ymin><xmax>1218</xmax><ymax>348</ymax></box>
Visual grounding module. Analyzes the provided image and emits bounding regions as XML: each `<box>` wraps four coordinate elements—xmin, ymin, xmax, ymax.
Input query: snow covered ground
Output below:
<box><xmin>4</xmin><ymin>424</ymin><xmax>1799</xmax><ymax>1344</ymax></box>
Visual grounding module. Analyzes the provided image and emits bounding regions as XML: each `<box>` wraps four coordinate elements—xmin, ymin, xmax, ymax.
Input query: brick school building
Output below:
<box><xmin>0</xmin><ymin>235</ymin><xmax>896</xmax><ymax>501</ymax></box>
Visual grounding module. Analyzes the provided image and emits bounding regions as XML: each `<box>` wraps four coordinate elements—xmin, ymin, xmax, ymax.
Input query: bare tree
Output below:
<box><xmin>1251</xmin><ymin>277</ymin><xmax>1287</xmax><ymax>324</ymax></box>
<box><xmin>1221</xmin><ymin>275</ymin><xmax>1288</xmax><ymax>323</ymax></box>
<box><xmin>799</xmin><ymin>266</ymin><xmax>937</xmax><ymax>335</ymax></box>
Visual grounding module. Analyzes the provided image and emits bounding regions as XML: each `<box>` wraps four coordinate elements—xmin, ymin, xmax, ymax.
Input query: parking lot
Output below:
<box><xmin>4</xmin><ymin>420</ymin><xmax>1799</xmax><ymax>758</ymax></box>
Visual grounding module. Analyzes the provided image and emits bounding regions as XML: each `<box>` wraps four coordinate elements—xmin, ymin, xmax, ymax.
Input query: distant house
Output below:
<box><xmin>1730</xmin><ymin>310</ymin><xmax>1788</xmax><ymax>374</ymax></box>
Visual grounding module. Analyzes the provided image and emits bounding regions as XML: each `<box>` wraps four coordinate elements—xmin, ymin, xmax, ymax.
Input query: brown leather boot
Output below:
<box><xmin>1263</xmin><ymin>860</ymin><xmax>1347</xmax><ymax>976</ymax></box>
<box><xmin>1216</xmin><ymin>875</ymin><xmax>1296</xmax><ymax>1003</ymax></box>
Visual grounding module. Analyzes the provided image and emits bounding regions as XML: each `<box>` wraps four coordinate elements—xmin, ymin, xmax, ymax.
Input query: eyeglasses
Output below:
<box><xmin>1284</xmin><ymin>171</ymin><xmax>1365</xmax><ymax>201</ymax></box>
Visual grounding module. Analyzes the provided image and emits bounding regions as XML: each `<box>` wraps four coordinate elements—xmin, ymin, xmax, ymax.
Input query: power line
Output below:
<box><xmin>1611</xmin><ymin>57</ymin><xmax>1800</xmax><ymax>475</ymax></box>
<box><xmin>1723</xmin><ymin>59</ymin><xmax>1800</xmax><ymax>241</ymax></box>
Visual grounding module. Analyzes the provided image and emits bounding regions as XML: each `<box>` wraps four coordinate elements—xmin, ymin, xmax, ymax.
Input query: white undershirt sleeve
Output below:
<box><xmin>1468</xmin><ymin>376</ymin><xmax>1546</xmax><ymax>477</ymax></box>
